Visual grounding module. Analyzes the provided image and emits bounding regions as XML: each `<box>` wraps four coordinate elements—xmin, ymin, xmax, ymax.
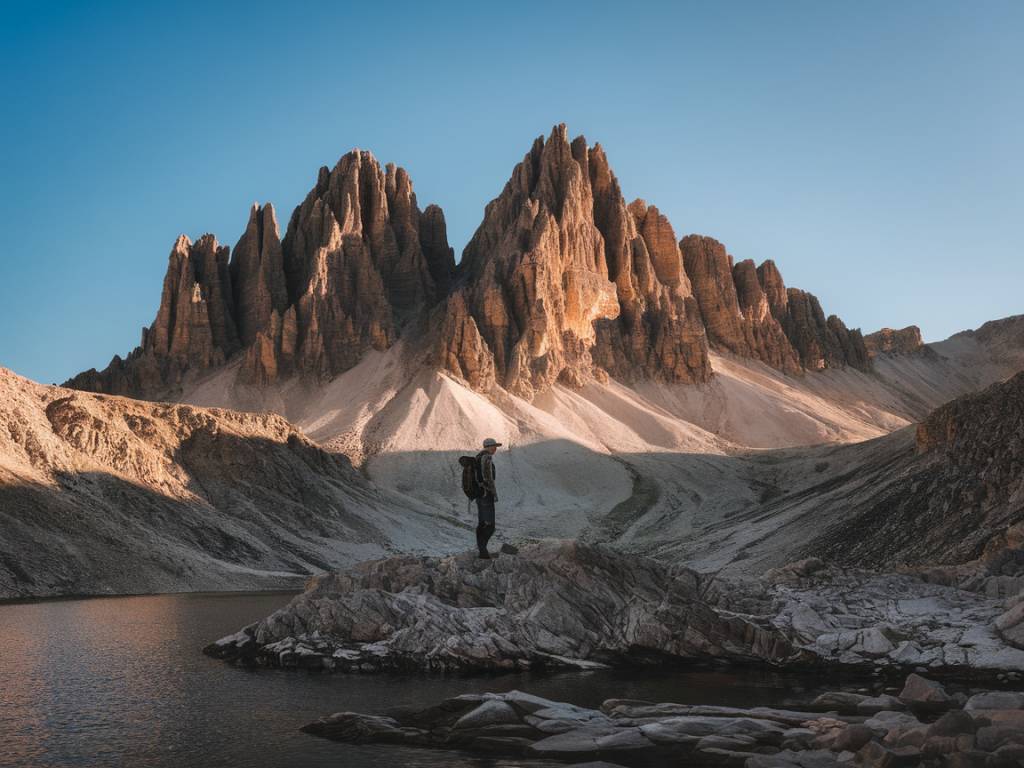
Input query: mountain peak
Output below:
<box><xmin>67</xmin><ymin>126</ymin><xmax>871</xmax><ymax>400</ymax></box>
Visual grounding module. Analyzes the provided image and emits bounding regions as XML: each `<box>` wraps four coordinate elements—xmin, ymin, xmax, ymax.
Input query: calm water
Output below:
<box><xmin>1</xmin><ymin>591</ymin><xmax>850</xmax><ymax>768</ymax></box>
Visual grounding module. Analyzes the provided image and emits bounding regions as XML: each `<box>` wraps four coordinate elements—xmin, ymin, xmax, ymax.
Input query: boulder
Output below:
<box><xmin>454</xmin><ymin>700</ymin><xmax>522</xmax><ymax>730</ymax></box>
<box><xmin>898</xmin><ymin>674</ymin><xmax>953</xmax><ymax>712</ymax></box>
<box><xmin>988</xmin><ymin>744</ymin><xmax>1024</xmax><ymax>768</ymax></box>
<box><xmin>857</xmin><ymin>696</ymin><xmax>905</xmax><ymax>715</ymax></box>
<box><xmin>855</xmin><ymin>740</ymin><xmax>922</xmax><ymax>767</ymax></box>
<box><xmin>832</xmin><ymin>724</ymin><xmax>875</xmax><ymax>752</ymax></box>
<box><xmin>926</xmin><ymin>710</ymin><xmax>975</xmax><ymax>738</ymax></box>
<box><xmin>977</xmin><ymin>725</ymin><xmax>1024</xmax><ymax>753</ymax></box>
<box><xmin>941</xmin><ymin>752</ymin><xmax>991</xmax><ymax>768</ymax></box>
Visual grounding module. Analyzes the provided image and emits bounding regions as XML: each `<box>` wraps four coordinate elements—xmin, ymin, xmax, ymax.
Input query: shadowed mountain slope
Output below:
<box><xmin>0</xmin><ymin>367</ymin><xmax>461</xmax><ymax>599</ymax></box>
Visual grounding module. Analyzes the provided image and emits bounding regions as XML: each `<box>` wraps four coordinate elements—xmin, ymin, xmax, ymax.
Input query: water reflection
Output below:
<box><xmin>1</xmin><ymin>591</ymin><xmax>841</xmax><ymax>768</ymax></box>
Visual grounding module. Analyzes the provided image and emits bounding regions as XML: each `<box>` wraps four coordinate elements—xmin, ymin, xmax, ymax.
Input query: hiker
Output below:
<box><xmin>475</xmin><ymin>437</ymin><xmax>501</xmax><ymax>558</ymax></box>
<box><xmin>457</xmin><ymin>438</ymin><xmax>503</xmax><ymax>558</ymax></box>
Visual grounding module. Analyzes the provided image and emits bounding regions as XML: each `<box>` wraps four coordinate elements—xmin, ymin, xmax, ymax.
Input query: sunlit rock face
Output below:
<box><xmin>68</xmin><ymin>124</ymin><xmax>871</xmax><ymax>401</ymax></box>
<box><xmin>65</xmin><ymin>233</ymin><xmax>241</xmax><ymax>396</ymax></box>
<box><xmin>67</xmin><ymin>151</ymin><xmax>454</xmax><ymax>397</ymax></box>
<box><xmin>864</xmin><ymin>325</ymin><xmax>925</xmax><ymax>357</ymax></box>
<box><xmin>442</xmin><ymin>126</ymin><xmax>716</xmax><ymax>397</ymax></box>
<box><xmin>442</xmin><ymin>126</ymin><xmax>624</xmax><ymax>398</ymax></box>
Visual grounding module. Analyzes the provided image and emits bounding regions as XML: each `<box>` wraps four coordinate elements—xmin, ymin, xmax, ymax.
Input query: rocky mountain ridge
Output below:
<box><xmin>695</xmin><ymin>370</ymin><xmax>1024</xmax><ymax>575</ymax></box>
<box><xmin>68</xmin><ymin>125</ymin><xmax>871</xmax><ymax>402</ymax></box>
<box><xmin>0</xmin><ymin>366</ymin><xmax>461</xmax><ymax>599</ymax></box>
<box><xmin>68</xmin><ymin>151</ymin><xmax>456</xmax><ymax>397</ymax></box>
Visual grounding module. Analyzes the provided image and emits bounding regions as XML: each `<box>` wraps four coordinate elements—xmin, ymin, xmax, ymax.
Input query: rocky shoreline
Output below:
<box><xmin>301</xmin><ymin>674</ymin><xmax>1024</xmax><ymax>767</ymax></box>
<box><xmin>204</xmin><ymin>541</ymin><xmax>1024</xmax><ymax>681</ymax></box>
<box><xmin>205</xmin><ymin>541</ymin><xmax>803</xmax><ymax>673</ymax></box>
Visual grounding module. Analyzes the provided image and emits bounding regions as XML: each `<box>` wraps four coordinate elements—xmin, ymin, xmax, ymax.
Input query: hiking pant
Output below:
<box><xmin>476</xmin><ymin>494</ymin><xmax>496</xmax><ymax>552</ymax></box>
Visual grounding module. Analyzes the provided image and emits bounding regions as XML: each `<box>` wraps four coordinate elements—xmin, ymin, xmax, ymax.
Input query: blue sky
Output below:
<box><xmin>2</xmin><ymin>0</ymin><xmax>1021</xmax><ymax>384</ymax></box>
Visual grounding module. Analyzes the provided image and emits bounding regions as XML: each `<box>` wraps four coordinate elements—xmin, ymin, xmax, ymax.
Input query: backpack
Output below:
<box><xmin>458</xmin><ymin>455</ymin><xmax>482</xmax><ymax>499</ymax></box>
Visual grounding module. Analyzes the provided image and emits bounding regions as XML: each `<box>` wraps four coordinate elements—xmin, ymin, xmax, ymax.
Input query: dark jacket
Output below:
<box><xmin>476</xmin><ymin>450</ymin><xmax>497</xmax><ymax>502</ymax></box>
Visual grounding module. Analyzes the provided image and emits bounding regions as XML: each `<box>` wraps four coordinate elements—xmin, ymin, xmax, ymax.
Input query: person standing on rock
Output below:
<box><xmin>475</xmin><ymin>438</ymin><xmax>501</xmax><ymax>558</ymax></box>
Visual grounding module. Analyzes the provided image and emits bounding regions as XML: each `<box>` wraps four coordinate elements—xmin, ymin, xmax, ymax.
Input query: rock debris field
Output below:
<box><xmin>206</xmin><ymin>542</ymin><xmax>1024</xmax><ymax>678</ymax></box>
<box><xmin>302</xmin><ymin>675</ymin><xmax>1024</xmax><ymax>767</ymax></box>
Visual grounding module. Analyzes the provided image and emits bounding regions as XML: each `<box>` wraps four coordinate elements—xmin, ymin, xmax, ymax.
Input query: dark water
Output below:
<box><xmin>1</xmin><ymin>591</ymin><xmax>849</xmax><ymax>768</ymax></box>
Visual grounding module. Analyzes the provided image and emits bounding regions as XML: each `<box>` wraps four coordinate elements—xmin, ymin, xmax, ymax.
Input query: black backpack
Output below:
<box><xmin>458</xmin><ymin>455</ymin><xmax>482</xmax><ymax>499</ymax></box>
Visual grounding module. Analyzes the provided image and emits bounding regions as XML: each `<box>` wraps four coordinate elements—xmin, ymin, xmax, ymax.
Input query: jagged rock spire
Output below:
<box><xmin>231</xmin><ymin>203</ymin><xmax>287</xmax><ymax>347</ymax></box>
<box><xmin>280</xmin><ymin>150</ymin><xmax>455</xmax><ymax>378</ymax></box>
<box><xmin>443</xmin><ymin>125</ymin><xmax>714</xmax><ymax>397</ymax></box>
<box><xmin>447</xmin><ymin>125</ymin><xmax>622</xmax><ymax>398</ymax></box>
<box><xmin>67</xmin><ymin>151</ymin><xmax>453</xmax><ymax>397</ymax></box>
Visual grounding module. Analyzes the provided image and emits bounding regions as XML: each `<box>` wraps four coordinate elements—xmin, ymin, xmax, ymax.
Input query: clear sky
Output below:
<box><xmin>2</xmin><ymin>0</ymin><xmax>1021</xmax><ymax>384</ymax></box>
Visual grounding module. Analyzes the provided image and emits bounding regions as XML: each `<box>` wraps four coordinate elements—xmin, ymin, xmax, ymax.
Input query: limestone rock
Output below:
<box><xmin>418</xmin><ymin>203</ymin><xmax>456</xmax><ymax>295</ymax></box>
<box><xmin>995</xmin><ymin>601</ymin><xmax>1024</xmax><ymax>649</ymax></box>
<box><xmin>780</xmin><ymin>289</ymin><xmax>870</xmax><ymax>372</ymax></box>
<box><xmin>207</xmin><ymin>540</ymin><xmax>802</xmax><ymax>671</ymax></box>
<box><xmin>282</xmin><ymin>152</ymin><xmax>448</xmax><ymax>378</ymax></box>
<box><xmin>435</xmin><ymin>293</ymin><xmax>496</xmax><ymax>390</ymax></box>
<box><xmin>443</xmin><ymin>126</ymin><xmax>624</xmax><ymax>397</ymax></box>
<box><xmin>0</xmin><ymin>366</ymin><xmax>425</xmax><ymax>599</ymax></box>
<box><xmin>964</xmin><ymin>691</ymin><xmax>1024</xmax><ymax>711</ymax></box>
<box><xmin>69</xmin><ymin>125</ymin><xmax>876</xmax><ymax>401</ymax></box>
<box><xmin>231</xmin><ymin>203</ymin><xmax>288</xmax><ymax>347</ymax></box>
<box><xmin>67</xmin><ymin>234</ymin><xmax>240</xmax><ymax>397</ymax></box>
<box><xmin>732</xmin><ymin>258</ymin><xmax>802</xmax><ymax>374</ymax></box>
<box><xmin>592</xmin><ymin>196</ymin><xmax>710</xmax><ymax>384</ymax></box>
<box><xmin>681</xmin><ymin>235</ymin><xmax>750</xmax><ymax>357</ymax></box>
<box><xmin>802</xmin><ymin>373</ymin><xmax>1024</xmax><ymax>569</ymax></box>
<box><xmin>69</xmin><ymin>150</ymin><xmax>453</xmax><ymax>396</ymax></box>
<box><xmin>898</xmin><ymin>674</ymin><xmax>952</xmax><ymax>712</ymax></box>
<box><xmin>864</xmin><ymin>326</ymin><xmax>925</xmax><ymax>358</ymax></box>
<box><xmin>297</xmin><ymin>684</ymin><xmax>1024</xmax><ymax>766</ymax></box>
<box><xmin>303</xmin><ymin>690</ymin><xmax>806</xmax><ymax>764</ymax></box>
<box><xmin>679</xmin><ymin>238</ymin><xmax>863</xmax><ymax>376</ymax></box>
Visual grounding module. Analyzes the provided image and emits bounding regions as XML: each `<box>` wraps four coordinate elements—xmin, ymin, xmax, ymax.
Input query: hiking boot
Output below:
<box><xmin>478</xmin><ymin>550</ymin><xmax>491</xmax><ymax>559</ymax></box>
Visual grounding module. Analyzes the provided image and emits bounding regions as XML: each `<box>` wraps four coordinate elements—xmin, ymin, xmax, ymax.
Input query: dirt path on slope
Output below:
<box><xmin>580</xmin><ymin>457</ymin><xmax>661</xmax><ymax>544</ymax></box>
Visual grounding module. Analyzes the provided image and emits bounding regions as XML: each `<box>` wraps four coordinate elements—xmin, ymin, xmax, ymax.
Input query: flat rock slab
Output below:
<box><xmin>302</xmin><ymin>677</ymin><xmax>1024</xmax><ymax>766</ymax></box>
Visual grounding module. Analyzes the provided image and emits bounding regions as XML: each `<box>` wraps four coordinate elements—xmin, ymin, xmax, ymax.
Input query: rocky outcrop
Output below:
<box><xmin>916</xmin><ymin>371</ymin><xmax>1024</xmax><ymax>457</ymax></box>
<box><xmin>588</xmin><ymin>176</ymin><xmax>710</xmax><ymax>385</ymax></box>
<box><xmin>781</xmin><ymin>289</ymin><xmax>870</xmax><ymax>372</ymax></box>
<box><xmin>207</xmin><ymin>539</ymin><xmax>1024</xmax><ymax>679</ymax></box>
<box><xmin>68</xmin><ymin>151</ymin><xmax>454</xmax><ymax>397</ymax></box>
<box><xmin>231</xmin><ymin>204</ymin><xmax>288</xmax><ymax>348</ymax></box>
<box><xmin>419</xmin><ymin>203</ymin><xmax>456</xmax><ymax>294</ymax></box>
<box><xmin>710</xmin><ymin>560</ymin><xmax>1024</xmax><ymax>674</ymax></box>
<box><xmin>67</xmin><ymin>234</ymin><xmax>242</xmax><ymax>396</ymax></box>
<box><xmin>681</xmin><ymin>236</ymin><xmax>751</xmax><ymax>357</ymax></box>
<box><xmin>678</xmin><ymin>237</ymin><xmax>866</xmax><ymax>375</ymax></box>
<box><xmin>793</xmin><ymin>373</ymin><xmax>1024</xmax><ymax>570</ymax></box>
<box><xmin>301</xmin><ymin>676</ymin><xmax>1024</xmax><ymax>767</ymax></box>
<box><xmin>206</xmin><ymin>540</ymin><xmax>801</xmax><ymax>671</ymax></box>
<box><xmin>436</xmin><ymin>293</ymin><xmax>496</xmax><ymax>390</ymax></box>
<box><xmin>281</xmin><ymin>153</ymin><xmax>454</xmax><ymax>379</ymax></box>
<box><xmin>304</xmin><ymin>690</ymin><xmax>846</xmax><ymax>766</ymax></box>
<box><xmin>864</xmin><ymin>326</ymin><xmax>925</xmax><ymax>357</ymax></box>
